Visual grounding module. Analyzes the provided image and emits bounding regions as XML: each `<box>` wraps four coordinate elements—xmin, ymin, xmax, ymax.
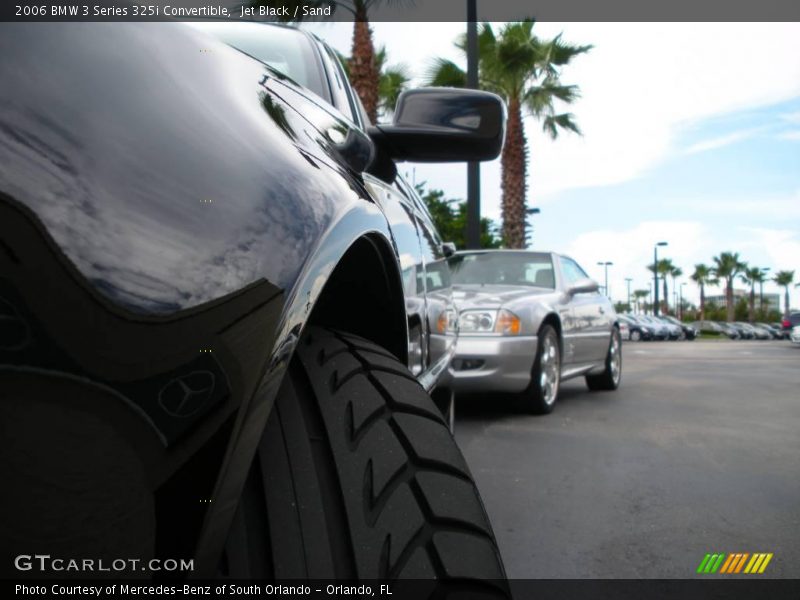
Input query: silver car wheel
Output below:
<box><xmin>539</xmin><ymin>333</ymin><xmax>560</xmax><ymax>406</ymax></box>
<box><xmin>609</xmin><ymin>330</ymin><xmax>621</xmax><ymax>385</ymax></box>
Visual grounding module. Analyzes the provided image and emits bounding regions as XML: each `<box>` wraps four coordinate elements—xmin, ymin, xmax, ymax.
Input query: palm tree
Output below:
<box><xmin>690</xmin><ymin>263</ymin><xmax>716</xmax><ymax>321</ymax></box>
<box><xmin>338</xmin><ymin>46</ymin><xmax>410</xmax><ymax>120</ymax></box>
<box><xmin>773</xmin><ymin>270</ymin><xmax>796</xmax><ymax>318</ymax></box>
<box><xmin>633</xmin><ymin>289</ymin><xmax>649</xmax><ymax>314</ymax></box>
<box><xmin>375</xmin><ymin>46</ymin><xmax>409</xmax><ymax>118</ymax></box>
<box><xmin>427</xmin><ymin>21</ymin><xmax>591</xmax><ymax>248</ymax></box>
<box><xmin>670</xmin><ymin>265</ymin><xmax>683</xmax><ymax>316</ymax></box>
<box><xmin>712</xmin><ymin>252</ymin><xmax>746</xmax><ymax>322</ymax></box>
<box><xmin>740</xmin><ymin>266</ymin><xmax>766</xmax><ymax>323</ymax></box>
<box><xmin>647</xmin><ymin>258</ymin><xmax>674</xmax><ymax>314</ymax></box>
<box><xmin>250</xmin><ymin>0</ymin><xmax>402</xmax><ymax>123</ymax></box>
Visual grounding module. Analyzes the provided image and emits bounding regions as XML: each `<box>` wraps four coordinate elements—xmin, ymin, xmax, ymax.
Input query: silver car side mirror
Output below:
<box><xmin>567</xmin><ymin>278</ymin><xmax>599</xmax><ymax>295</ymax></box>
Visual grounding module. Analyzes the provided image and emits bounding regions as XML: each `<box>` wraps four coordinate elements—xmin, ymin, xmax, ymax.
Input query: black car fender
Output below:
<box><xmin>0</xmin><ymin>22</ymin><xmax>411</xmax><ymax>575</ymax></box>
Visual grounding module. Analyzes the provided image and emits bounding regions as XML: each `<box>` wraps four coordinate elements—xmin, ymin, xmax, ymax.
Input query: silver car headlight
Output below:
<box><xmin>459</xmin><ymin>309</ymin><xmax>521</xmax><ymax>335</ymax></box>
<box><xmin>460</xmin><ymin>310</ymin><xmax>497</xmax><ymax>333</ymax></box>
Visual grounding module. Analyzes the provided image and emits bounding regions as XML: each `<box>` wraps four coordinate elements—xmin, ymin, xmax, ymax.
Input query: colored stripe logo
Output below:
<box><xmin>697</xmin><ymin>553</ymin><xmax>773</xmax><ymax>574</ymax></box>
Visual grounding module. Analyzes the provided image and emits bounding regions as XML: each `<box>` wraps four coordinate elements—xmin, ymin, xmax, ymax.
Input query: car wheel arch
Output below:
<box><xmin>539</xmin><ymin>313</ymin><xmax>563</xmax><ymax>355</ymax></box>
<box><xmin>306</xmin><ymin>232</ymin><xmax>408</xmax><ymax>365</ymax></box>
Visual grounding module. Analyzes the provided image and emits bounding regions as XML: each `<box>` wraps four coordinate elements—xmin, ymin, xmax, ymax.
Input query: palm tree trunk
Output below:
<box><xmin>350</xmin><ymin>5</ymin><xmax>379</xmax><ymax>123</ymax></box>
<box><xmin>662</xmin><ymin>278</ymin><xmax>669</xmax><ymax>314</ymax></box>
<box><xmin>500</xmin><ymin>96</ymin><xmax>527</xmax><ymax>248</ymax></box>
<box><xmin>726</xmin><ymin>279</ymin><xmax>734</xmax><ymax>322</ymax></box>
<box><xmin>785</xmin><ymin>286</ymin><xmax>791</xmax><ymax>318</ymax></box>
<box><xmin>749</xmin><ymin>286</ymin><xmax>755</xmax><ymax>323</ymax></box>
<box><xmin>700</xmin><ymin>284</ymin><xmax>705</xmax><ymax>320</ymax></box>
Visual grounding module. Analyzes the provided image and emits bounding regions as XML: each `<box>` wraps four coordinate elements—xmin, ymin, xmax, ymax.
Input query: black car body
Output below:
<box><xmin>0</xmin><ymin>23</ymin><xmax>508</xmax><ymax>585</ymax></box>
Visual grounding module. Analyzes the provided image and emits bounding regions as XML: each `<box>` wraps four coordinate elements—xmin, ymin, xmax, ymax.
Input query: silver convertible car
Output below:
<box><xmin>448</xmin><ymin>250</ymin><xmax>622</xmax><ymax>413</ymax></box>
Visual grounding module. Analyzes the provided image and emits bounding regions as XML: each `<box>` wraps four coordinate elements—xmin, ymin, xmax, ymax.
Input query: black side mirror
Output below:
<box><xmin>368</xmin><ymin>88</ymin><xmax>506</xmax><ymax>163</ymax></box>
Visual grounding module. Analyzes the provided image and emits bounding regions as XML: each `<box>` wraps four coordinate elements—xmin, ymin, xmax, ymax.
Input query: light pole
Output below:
<box><xmin>625</xmin><ymin>277</ymin><xmax>633</xmax><ymax>311</ymax></box>
<box><xmin>759</xmin><ymin>267</ymin><xmax>770</xmax><ymax>315</ymax></box>
<box><xmin>465</xmin><ymin>0</ymin><xmax>480</xmax><ymax>249</ymax></box>
<box><xmin>653</xmin><ymin>241</ymin><xmax>668</xmax><ymax>315</ymax></box>
<box><xmin>597</xmin><ymin>261</ymin><xmax>613</xmax><ymax>297</ymax></box>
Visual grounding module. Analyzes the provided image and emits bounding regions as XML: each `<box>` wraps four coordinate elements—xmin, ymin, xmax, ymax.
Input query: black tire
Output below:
<box><xmin>518</xmin><ymin>324</ymin><xmax>561</xmax><ymax>415</ymax></box>
<box><xmin>222</xmin><ymin>327</ymin><xmax>508</xmax><ymax>594</ymax></box>
<box><xmin>586</xmin><ymin>327</ymin><xmax>622</xmax><ymax>391</ymax></box>
<box><xmin>630</xmin><ymin>329</ymin><xmax>642</xmax><ymax>342</ymax></box>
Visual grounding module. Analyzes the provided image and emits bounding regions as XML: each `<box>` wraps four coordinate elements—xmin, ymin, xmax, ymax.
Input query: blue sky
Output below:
<box><xmin>302</xmin><ymin>22</ymin><xmax>800</xmax><ymax>309</ymax></box>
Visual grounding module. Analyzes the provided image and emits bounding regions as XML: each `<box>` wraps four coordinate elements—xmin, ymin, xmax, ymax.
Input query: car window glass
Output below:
<box><xmin>189</xmin><ymin>22</ymin><xmax>329</xmax><ymax>102</ymax></box>
<box><xmin>450</xmin><ymin>253</ymin><xmax>555</xmax><ymax>288</ymax></box>
<box><xmin>318</xmin><ymin>41</ymin><xmax>362</xmax><ymax>125</ymax></box>
<box><xmin>561</xmin><ymin>257</ymin><xmax>590</xmax><ymax>285</ymax></box>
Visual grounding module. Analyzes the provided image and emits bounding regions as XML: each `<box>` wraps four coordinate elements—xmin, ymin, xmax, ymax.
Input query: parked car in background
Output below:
<box><xmin>790</xmin><ymin>325</ymin><xmax>800</xmax><ymax>346</ymax></box>
<box><xmin>619</xmin><ymin>314</ymin><xmax>654</xmax><ymax>341</ymax></box>
<box><xmin>637</xmin><ymin>315</ymin><xmax>671</xmax><ymax>340</ymax></box>
<box><xmin>772</xmin><ymin>322</ymin><xmax>790</xmax><ymax>339</ymax></box>
<box><xmin>619</xmin><ymin>319</ymin><xmax>630</xmax><ymax>341</ymax></box>
<box><xmin>0</xmin><ymin>22</ymin><xmax>509</xmax><ymax>584</ymax></box>
<box><xmin>757</xmin><ymin>322</ymin><xmax>784</xmax><ymax>339</ymax></box>
<box><xmin>693</xmin><ymin>320</ymin><xmax>738</xmax><ymax>338</ymax></box>
<box><xmin>653</xmin><ymin>316</ymin><xmax>682</xmax><ymax>340</ymax></box>
<box><xmin>723</xmin><ymin>322</ymin><xmax>751</xmax><ymax>339</ymax></box>
<box><xmin>781</xmin><ymin>312</ymin><xmax>800</xmax><ymax>337</ymax></box>
<box><xmin>448</xmin><ymin>251</ymin><xmax>622</xmax><ymax>414</ymax></box>
<box><xmin>661</xmin><ymin>315</ymin><xmax>697</xmax><ymax>340</ymax></box>
<box><xmin>744</xmin><ymin>323</ymin><xmax>773</xmax><ymax>340</ymax></box>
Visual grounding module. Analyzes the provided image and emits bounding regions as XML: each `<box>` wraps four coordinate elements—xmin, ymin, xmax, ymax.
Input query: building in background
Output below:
<box><xmin>706</xmin><ymin>289</ymin><xmax>780</xmax><ymax>310</ymax></box>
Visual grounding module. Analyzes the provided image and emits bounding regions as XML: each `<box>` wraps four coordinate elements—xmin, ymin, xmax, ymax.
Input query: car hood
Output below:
<box><xmin>452</xmin><ymin>284</ymin><xmax>554</xmax><ymax>310</ymax></box>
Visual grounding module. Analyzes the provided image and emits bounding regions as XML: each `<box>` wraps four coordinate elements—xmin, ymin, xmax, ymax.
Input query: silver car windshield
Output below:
<box><xmin>450</xmin><ymin>252</ymin><xmax>555</xmax><ymax>288</ymax></box>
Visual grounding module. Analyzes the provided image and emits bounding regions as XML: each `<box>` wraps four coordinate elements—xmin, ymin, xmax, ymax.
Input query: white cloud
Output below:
<box><xmin>303</xmin><ymin>23</ymin><xmax>800</xmax><ymax>211</ymax></box>
<box><xmin>742</xmin><ymin>228</ymin><xmax>800</xmax><ymax>277</ymax></box>
<box><xmin>563</xmin><ymin>220</ymin><xmax>712</xmax><ymax>300</ymax></box>
<box><xmin>562</xmin><ymin>221</ymin><xmax>800</xmax><ymax>306</ymax></box>
<box><xmin>669</xmin><ymin>189</ymin><xmax>800</xmax><ymax>220</ymax></box>
<box><xmin>525</xmin><ymin>22</ymin><xmax>800</xmax><ymax>201</ymax></box>
<box><xmin>781</xmin><ymin>111</ymin><xmax>800</xmax><ymax>124</ymax></box>
<box><xmin>684</xmin><ymin>128</ymin><xmax>764</xmax><ymax>155</ymax></box>
<box><xmin>777</xmin><ymin>130</ymin><xmax>800</xmax><ymax>141</ymax></box>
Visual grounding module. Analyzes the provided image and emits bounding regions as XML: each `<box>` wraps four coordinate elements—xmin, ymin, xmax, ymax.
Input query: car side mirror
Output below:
<box><xmin>441</xmin><ymin>242</ymin><xmax>456</xmax><ymax>257</ymax></box>
<box><xmin>368</xmin><ymin>88</ymin><xmax>506</xmax><ymax>163</ymax></box>
<box><xmin>567</xmin><ymin>278</ymin><xmax>599</xmax><ymax>296</ymax></box>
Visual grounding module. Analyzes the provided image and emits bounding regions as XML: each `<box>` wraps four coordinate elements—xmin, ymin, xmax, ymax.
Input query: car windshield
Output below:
<box><xmin>450</xmin><ymin>252</ymin><xmax>556</xmax><ymax>288</ymax></box>
<box><xmin>188</xmin><ymin>22</ymin><xmax>329</xmax><ymax>101</ymax></box>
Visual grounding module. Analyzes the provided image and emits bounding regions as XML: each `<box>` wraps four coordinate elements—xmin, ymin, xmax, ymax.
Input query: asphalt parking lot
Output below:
<box><xmin>455</xmin><ymin>340</ymin><xmax>800</xmax><ymax>579</ymax></box>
